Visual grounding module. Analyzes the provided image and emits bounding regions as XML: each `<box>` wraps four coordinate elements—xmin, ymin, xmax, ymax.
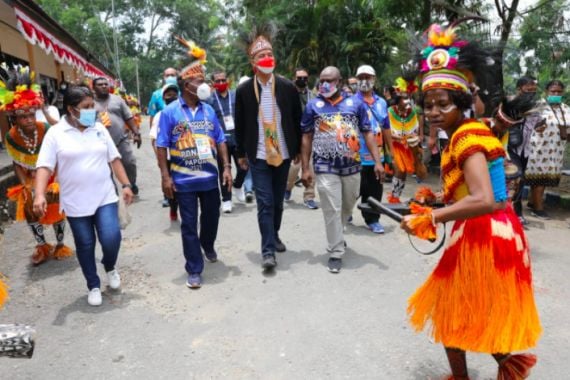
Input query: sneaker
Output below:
<box><xmin>161</xmin><ymin>198</ymin><xmax>170</xmax><ymax>208</ymax></box>
<box><xmin>518</xmin><ymin>216</ymin><xmax>529</xmax><ymax>226</ymax></box>
<box><xmin>88</xmin><ymin>288</ymin><xmax>102</xmax><ymax>306</ymax></box>
<box><xmin>304</xmin><ymin>199</ymin><xmax>319</xmax><ymax>209</ymax></box>
<box><xmin>245</xmin><ymin>192</ymin><xmax>254</xmax><ymax>203</ymax></box>
<box><xmin>261</xmin><ymin>254</ymin><xmax>277</xmax><ymax>270</ymax></box>
<box><xmin>204</xmin><ymin>250</ymin><xmax>218</xmax><ymax>263</ymax></box>
<box><xmin>367</xmin><ymin>222</ymin><xmax>385</xmax><ymax>234</ymax></box>
<box><xmin>222</xmin><ymin>200</ymin><xmax>232</xmax><ymax>213</ymax></box>
<box><xmin>531</xmin><ymin>209</ymin><xmax>550</xmax><ymax>220</ymax></box>
<box><xmin>106</xmin><ymin>269</ymin><xmax>121</xmax><ymax>290</ymax></box>
<box><xmin>275</xmin><ymin>237</ymin><xmax>287</xmax><ymax>252</ymax></box>
<box><xmin>186</xmin><ymin>273</ymin><xmax>202</xmax><ymax>289</ymax></box>
<box><xmin>327</xmin><ymin>258</ymin><xmax>342</xmax><ymax>273</ymax></box>
<box><xmin>234</xmin><ymin>186</ymin><xmax>246</xmax><ymax>203</ymax></box>
<box><xmin>170</xmin><ymin>210</ymin><xmax>178</xmax><ymax>221</ymax></box>
<box><xmin>284</xmin><ymin>190</ymin><xmax>292</xmax><ymax>202</ymax></box>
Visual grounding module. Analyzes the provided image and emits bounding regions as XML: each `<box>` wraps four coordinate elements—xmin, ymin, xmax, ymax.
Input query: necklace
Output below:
<box><xmin>18</xmin><ymin>127</ymin><xmax>39</xmax><ymax>155</ymax></box>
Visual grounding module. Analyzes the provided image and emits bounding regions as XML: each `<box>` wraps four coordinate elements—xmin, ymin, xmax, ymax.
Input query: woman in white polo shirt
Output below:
<box><xmin>33</xmin><ymin>86</ymin><xmax>134</xmax><ymax>306</ymax></box>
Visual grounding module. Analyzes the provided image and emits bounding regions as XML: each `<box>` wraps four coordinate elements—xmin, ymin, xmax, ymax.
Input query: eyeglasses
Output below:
<box><xmin>214</xmin><ymin>79</ymin><xmax>227</xmax><ymax>83</ymax></box>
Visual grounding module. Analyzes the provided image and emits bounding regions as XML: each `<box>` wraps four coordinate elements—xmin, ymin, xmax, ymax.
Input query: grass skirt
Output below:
<box><xmin>407</xmin><ymin>205</ymin><xmax>541</xmax><ymax>353</ymax></box>
<box><xmin>392</xmin><ymin>140</ymin><xmax>415</xmax><ymax>174</ymax></box>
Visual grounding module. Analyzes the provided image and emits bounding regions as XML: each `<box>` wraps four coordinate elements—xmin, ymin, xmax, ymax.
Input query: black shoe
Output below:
<box><xmin>327</xmin><ymin>258</ymin><xmax>342</xmax><ymax>273</ymax></box>
<box><xmin>531</xmin><ymin>209</ymin><xmax>550</xmax><ymax>220</ymax></box>
<box><xmin>204</xmin><ymin>250</ymin><xmax>218</xmax><ymax>263</ymax></box>
<box><xmin>275</xmin><ymin>238</ymin><xmax>286</xmax><ymax>252</ymax></box>
<box><xmin>245</xmin><ymin>192</ymin><xmax>254</xmax><ymax>203</ymax></box>
<box><xmin>261</xmin><ymin>255</ymin><xmax>277</xmax><ymax>270</ymax></box>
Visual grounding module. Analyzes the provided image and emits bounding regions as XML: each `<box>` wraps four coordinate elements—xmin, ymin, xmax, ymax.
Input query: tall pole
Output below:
<box><xmin>135</xmin><ymin>57</ymin><xmax>141</xmax><ymax>103</ymax></box>
<box><xmin>111</xmin><ymin>0</ymin><xmax>121</xmax><ymax>85</ymax></box>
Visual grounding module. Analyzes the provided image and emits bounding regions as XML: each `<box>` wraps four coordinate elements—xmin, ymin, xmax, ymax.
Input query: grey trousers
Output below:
<box><xmin>117</xmin><ymin>138</ymin><xmax>137</xmax><ymax>186</ymax></box>
<box><xmin>316</xmin><ymin>173</ymin><xmax>360</xmax><ymax>258</ymax></box>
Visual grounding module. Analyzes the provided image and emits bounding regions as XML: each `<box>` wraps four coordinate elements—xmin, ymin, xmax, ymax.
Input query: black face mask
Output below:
<box><xmin>164</xmin><ymin>97</ymin><xmax>178</xmax><ymax>105</ymax></box>
<box><xmin>295</xmin><ymin>78</ymin><xmax>308</xmax><ymax>88</ymax></box>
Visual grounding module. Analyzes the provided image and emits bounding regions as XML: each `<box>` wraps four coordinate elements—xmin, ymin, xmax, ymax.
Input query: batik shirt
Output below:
<box><xmin>156</xmin><ymin>98</ymin><xmax>225</xmax><ymax>193</ymax></box>
<box><xmin>301</xmin><ymin>95</ymin><xmax>371</xmax><ymax>176</ymax></box>
<box><xmin>353</xmin><ymin>92</ymin><xmax>389</xmax><ymax>166</ymax></box>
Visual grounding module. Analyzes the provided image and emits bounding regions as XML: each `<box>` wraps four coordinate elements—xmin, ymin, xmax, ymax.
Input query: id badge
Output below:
<box><xmin>224</xmin><ymin>116</ymin><xmax>235</xmax><ymax>131</ymax></box>
<box><xmin>195</xmin><ymin>137</ymin><xmax>213</xmax><ymax>160</ymax></box>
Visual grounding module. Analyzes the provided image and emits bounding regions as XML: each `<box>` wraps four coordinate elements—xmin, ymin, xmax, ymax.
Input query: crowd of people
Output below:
<box><xmin>2</xmin><ymin>19</ymin><xmax>570</xmax><ymax>379</ymax></box>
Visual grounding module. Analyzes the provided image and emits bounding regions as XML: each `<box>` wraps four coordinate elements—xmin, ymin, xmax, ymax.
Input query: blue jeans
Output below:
<box><xmin>67</xmin><ymin>202</ymin><xmax>121</xmax><ymax>290</ymax></box>
<box><xmin>249</xmin><ymin>159</ymin><xmax>291</xmax><ymax>256</ymax></box>
<box><xmin>244</xmin><ymin>170</ymin><xmax>253</xmax><ymax>193</ymax></box>
<box><xmin>176</xmin><ymin>188</ymin><xmax>221</xmax><ymax>274</ymax></box>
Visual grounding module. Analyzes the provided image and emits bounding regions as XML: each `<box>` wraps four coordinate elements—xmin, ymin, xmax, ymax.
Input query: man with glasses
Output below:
<box><xmin>208</xmin><ymin>70</ymin><xmax>248</xmax><ymax>213</ymax></box>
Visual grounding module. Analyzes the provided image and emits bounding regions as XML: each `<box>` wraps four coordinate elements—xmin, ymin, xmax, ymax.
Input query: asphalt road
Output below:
<box><xmin>1</xmin><ymin>119</ymin><xmax>569</xmax><ymax>379</ymax></box>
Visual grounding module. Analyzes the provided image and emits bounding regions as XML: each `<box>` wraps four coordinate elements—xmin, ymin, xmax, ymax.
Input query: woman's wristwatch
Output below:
<box><xmin>122</xmin><ymin>184</ymin><xmax>133</xmax><ymax>189</ymax></box>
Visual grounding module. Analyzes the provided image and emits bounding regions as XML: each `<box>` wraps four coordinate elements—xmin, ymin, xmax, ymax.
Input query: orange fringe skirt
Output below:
<box><xmin>407</xmin><ymin>205</ymin><xmax>541</xmax><ymax>353</ymax></box>
<box><xmin>0</xmin><ymin>275</ymin><xmax>8</xmax><ymax>308</ymax></box>
<box><xmin>392</xmin><ymin>140</ymin><xmax>415</xmax><ymax>174</ymax></box>
<box><xmin>6</xmin><ymin>183</ymin><xmax>64</xmax><ymax>225</ymax></box>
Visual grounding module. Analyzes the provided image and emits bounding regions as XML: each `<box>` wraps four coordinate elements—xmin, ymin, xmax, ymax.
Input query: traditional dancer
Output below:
<box><xmin>387</xmin><ymin>77</ymin><xmax>425</xmax><ymax>203</ymax></box>
<box><xmin>1</xmin><ymin>64</ymin><xmax>72</xmax><ymax>265</ymax></box>
<box><xmin>401</xmin><ymin>23</ymin><xmax>541</xmax><ymax>380</ymax></box>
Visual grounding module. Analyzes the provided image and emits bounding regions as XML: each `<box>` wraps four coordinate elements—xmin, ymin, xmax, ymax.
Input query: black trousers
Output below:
<box><xmin>360</xmin><ymin>165</ymin><xmax>383</xmax><ymax>224</ymax></box>
<box><xmin>218</xmin><ymin>144</ymin><xmax>248</xmax><ymax>202</ymax></box>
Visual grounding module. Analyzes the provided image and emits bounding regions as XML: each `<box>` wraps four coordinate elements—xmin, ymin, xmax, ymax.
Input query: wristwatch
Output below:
<box><xmin>122</xmin><ymin>184</ymin><xmax>133</xmax><ymax>189</ymax></box>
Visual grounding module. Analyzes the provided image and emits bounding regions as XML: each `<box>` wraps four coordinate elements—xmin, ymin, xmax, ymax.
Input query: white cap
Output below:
<box><xmin>238</xmin><ymin>75</ymin><xmax>250</xmax><ymax>85</ymax></box>
<box><xmin>356</xmin><ymin>65</ymin><xmax>376</xmax><ymax>77</ymax></box>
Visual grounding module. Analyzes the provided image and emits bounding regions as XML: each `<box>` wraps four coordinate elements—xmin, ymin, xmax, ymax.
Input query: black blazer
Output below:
<box><xmin>235</xmin><ymin>75</ymin><xmax>302</xmax><ymax>161</ymax></box>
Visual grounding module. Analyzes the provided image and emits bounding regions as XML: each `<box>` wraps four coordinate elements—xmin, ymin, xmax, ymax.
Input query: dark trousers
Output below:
<box><xmin>218</xmin><ymin>144</ymin><xmax>248</xmax><ymax>201</ymax></box>
<box><xmin>249</xmin><ymin>159</ymin><xmax>291</xmax><ymax>257</ymax></box>
<box><xmin>360</xmin><ymin>165</ymin><xmax>383</xmax><ymax>224</ymax></box>
<box><xmin>67</xmin><ymin>202</ymin><xmax>121</xmax><ymax>290</ymax></box>
<box><xmin>176</xmin><ymin>188</ymin><xmax>221</xmax><ymax>274</ymax></box>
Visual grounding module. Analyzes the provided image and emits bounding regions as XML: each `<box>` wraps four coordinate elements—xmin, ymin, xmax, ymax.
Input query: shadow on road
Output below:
<box><xmin>26</xmin><ymin>256</ymin><xmax>77</xmax><ymax>282</ymax></box>
<box><xmin>52</xmin><ymin>289</ymin><xmax>144</xmax><ymax>326</ymax></box>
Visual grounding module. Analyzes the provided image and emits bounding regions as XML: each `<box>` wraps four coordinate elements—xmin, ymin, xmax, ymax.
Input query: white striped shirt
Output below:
<box><xmin>256</xmin><ymin>76</ymin><xmax>290</xmax><ymax>160</ymax></box>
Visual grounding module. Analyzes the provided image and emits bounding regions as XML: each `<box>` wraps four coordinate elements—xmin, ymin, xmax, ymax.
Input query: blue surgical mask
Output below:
<box><xmin>547</xmin><ymin>95</ymin><xmax>562</xmax><ymax>104</ymax></box>
<box><xmin>78</xmin><ymin>108</ymin><xmax>97</xmax><ymax>127</ymax></box>
<box><xmin>165</xmin><ymin>76</ymin><xmax>178</xmax><ymax>86</ymax></box>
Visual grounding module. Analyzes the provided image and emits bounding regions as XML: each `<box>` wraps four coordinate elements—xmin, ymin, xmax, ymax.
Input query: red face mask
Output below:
<box><xmin>256</xmin><ymin>56</ymin><xmax>275</xmax><ymax>74</ymax></box>
<box><xmin>214</xmin><ymin>82</ymin><xmax>229</xmax><ymax>93</ymax></box>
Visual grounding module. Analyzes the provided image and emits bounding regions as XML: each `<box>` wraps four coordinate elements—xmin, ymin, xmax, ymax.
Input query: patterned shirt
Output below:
<box><xmin>353</xmin><ymin>92</ymin><xmax>389</xmax><ymax>166</ymax></box>
<box><xmin>256</xmin><ymin>76</ymin><xmax>290</xmax><ymax>160</ymax></box>
<box><xmin>301</xmin><ymin>95</ymin><xmax>371</xmax><ymax>176</ymax></box>
<box><xmin>156</xmin><ymin>97</ymin><xmax>225</xmax><ymax>193</ymax></box>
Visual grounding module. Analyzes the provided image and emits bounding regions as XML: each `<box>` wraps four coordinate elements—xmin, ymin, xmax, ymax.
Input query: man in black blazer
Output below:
<box><xmin>235</xmin><ymin>34</ymin><xmax>302</xmax><ymax>270</ymax></box>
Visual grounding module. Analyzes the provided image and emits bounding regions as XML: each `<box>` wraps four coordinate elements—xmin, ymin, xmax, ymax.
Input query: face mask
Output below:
<box><xmin>164</xmin><ymin>97</ymin><xmax>177</xmax><ymax>105</ymax></box>
<box><xmin>357</xmin><ymin>79</ymin><xmax>374</xmax><ymax>92</ymax></box>
<box><xmin>77</xmin><ymin>108</ymin><xmax>97</xmax><ymax>127</ymax></box>
<box><xmin>256</xmin><ymin>57</ymin><xmax>275</xmax><ymax>74</ymax></box>
<box><xmin>295</xmin><ymin>78</ymin><xmax>308</xmax><ymax>88</ymax></box>
<box><xmin>213</xmin><ymin>82</ymin><xmax>229</xmax><ymax>93</ymax></box>
<box><xmin>165</xmin><ymin>76</ymin><xmax>177</xmax><ymax>86</ymax></box>
<box><xmin>547</xmin><ymin>95</ymin><xmax>562</xmax><ymax>104</ymax></box>
<box><xmin>319</xmin><ymin>81</ymin><xmax>337</xmax><ymax>98</ymax></box>
<box><xmin>349</xmin><ymin>84</ymin><xmax>358</xmax><ymax>93</ymax></box>
<box><xmin>196</xmin><ymin>83</ymin><xmax>211</xmax><ymax>101</ymax></box>
<box><xmin>60</xmin><ymin>84</ymin><xmax>67</xmax><ymax>90</ymax></box>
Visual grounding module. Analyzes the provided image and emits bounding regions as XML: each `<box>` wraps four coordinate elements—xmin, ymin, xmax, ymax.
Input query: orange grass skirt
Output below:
<box><xmin>392</xmin><ymin>140</ymin><xmax>415</xmax><ymax>174</ymax></box>
<box><xmin>407</xmin><ymin>205</ymin><xmax>541</xmax><ymax>353</ymax></box>
<box><xmin>6</xmin><ymin>183</ymin><xmax>64</xmax><ymax>225</ymax></box>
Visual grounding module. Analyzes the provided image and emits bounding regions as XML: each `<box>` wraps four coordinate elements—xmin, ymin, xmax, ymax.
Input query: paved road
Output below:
<box><xmin>1</xmin><ymin>119</ymin><xmax>569</xmax><ymax>379</ymax></box>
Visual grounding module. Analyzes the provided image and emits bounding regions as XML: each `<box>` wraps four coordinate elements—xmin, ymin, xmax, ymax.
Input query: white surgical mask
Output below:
<box><xmin>196</xmin><ymin>83</ymin><xmax>211</xmax><ymax>101</ymax></box>
<box><xmin>358</xmin><ymin>79</ymin><xmax>375</xmax><ymax>92</ymax></box>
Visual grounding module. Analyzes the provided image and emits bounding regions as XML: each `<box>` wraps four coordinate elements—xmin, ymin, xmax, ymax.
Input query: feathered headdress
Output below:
<box><xmin>237</xmin><ymin>22</ymin><xmax>277</xmax><ymax>58</ymax></box>
<box><xmin>418</xmin><ymin>18</ymin><xmax>493</xmax><ymax>94</ymax></box>
<box><xmin>175</xmin><ymin>36</ymin><xmax>207</xmax><ymax>80</ymax></box>
<box><xmin>393</xmin><ymin>77</ymin><xmax>418</xmax><ymax>96</ymax></box>
<box><xmin>495</xmin><ymin>93</ymin><xmax>536</xmax><ymax>126</ymax></box>
<box><xmin>0</xmin><ymin>63</ymin><xmax>43</xmax><ymax>114</ymax></box>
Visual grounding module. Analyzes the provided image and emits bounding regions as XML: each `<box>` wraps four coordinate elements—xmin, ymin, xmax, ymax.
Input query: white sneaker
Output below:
<box><xmin>107</xmin><ymin>269</ymin><xmax>121</xmax><ymax>290</ymax></box>
<box><xmin>88</xmin><ymin>288</ymin><xmax>102</xmax><ymax>306</ymax></box>
<box><xmin>234</xmin><ymin>186</ymin><xmax>246</xmax><ymax>203</ymax></box>
<box><xmin>222</xmin><ymin>200</ymin><xmax>232</xmax><ymax>213</ymax></box>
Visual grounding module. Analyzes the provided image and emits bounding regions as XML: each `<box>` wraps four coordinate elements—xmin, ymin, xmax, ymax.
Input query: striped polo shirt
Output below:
<box><xmin>256</xmin><ymin>76</ymin><xmax>290</xmax><ymax>160</ymax></box>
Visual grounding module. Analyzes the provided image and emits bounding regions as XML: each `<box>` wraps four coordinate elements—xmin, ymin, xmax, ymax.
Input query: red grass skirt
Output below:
<box><xmin>407</xmin><ymin>205</ymin><xmax>542</xmax><ymax>353</ymax></box>
<box><xmin>392</xmin><ymin>140</ymin><xmax>415</xmax><ymax>174</ymax></box>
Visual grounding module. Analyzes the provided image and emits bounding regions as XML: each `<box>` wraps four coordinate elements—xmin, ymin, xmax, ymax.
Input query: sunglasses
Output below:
<box><xmin>214</xmin><ymin>79</ymin><xmax>227</xmax><ymax>83</ymax></box>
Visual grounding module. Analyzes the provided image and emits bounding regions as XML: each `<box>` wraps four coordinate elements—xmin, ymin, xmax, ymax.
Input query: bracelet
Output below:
<box><xmin>223</xmin><ymin>164</ymin><xmax>232</xmax><ymax>169</ymax></box>
<box><xmin>122</xmin><ymin>184</ymin><xmax>132</xmax><ymax>189</ymax></box>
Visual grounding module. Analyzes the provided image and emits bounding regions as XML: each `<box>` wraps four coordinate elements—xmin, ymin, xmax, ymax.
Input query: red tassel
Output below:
<box><xmin>497</xmin><ymin>353</ymin><xmax>537</xmax><ymax>380</ymax></box>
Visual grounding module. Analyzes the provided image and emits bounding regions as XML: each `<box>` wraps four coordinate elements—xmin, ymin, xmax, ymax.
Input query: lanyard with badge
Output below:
<box><xmin>177</xmin><ymin>102</ymin><xmax>213</xmax><ymax>160</ymax></box>
<box><xmin>214</xmin><ymin>92</ymin><xmax>235</xmax><ymax>131</ymax></box>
